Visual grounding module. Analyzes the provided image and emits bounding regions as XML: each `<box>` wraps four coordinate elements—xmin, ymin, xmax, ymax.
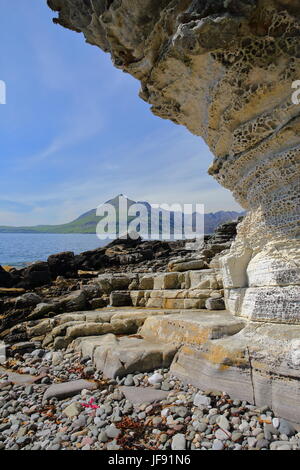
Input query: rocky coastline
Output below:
<box><xmin>0</xmin><ymin>219</ymin><xmax>299</xmax><ymax>450</ymax></box>
<box><xmin>1</xmin><ymin>0</ymin><xmax>300</xmax><ymax>451</ymax></box>
<box><xmin>1</xmin><ymin>348</ymin><xmax>299</xmax><ymax>451</ymax></box>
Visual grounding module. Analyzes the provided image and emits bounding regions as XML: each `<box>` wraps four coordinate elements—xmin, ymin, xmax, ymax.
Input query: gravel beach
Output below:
<box><xmin>0</xmin><ymin>347</ymin><xmax>299</xmax><ymax>451</ymax></box>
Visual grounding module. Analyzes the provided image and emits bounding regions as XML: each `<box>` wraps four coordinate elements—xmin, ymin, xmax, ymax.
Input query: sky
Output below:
<box><xmin>0</xmin><ymin>0</ymin><xmax>242</xmax><ymax>227</ymax></box>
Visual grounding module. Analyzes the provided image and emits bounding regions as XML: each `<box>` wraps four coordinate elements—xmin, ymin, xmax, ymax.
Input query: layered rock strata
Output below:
<box><xmin>47</xmin><ymin>0</ymin><xmax>300</xmax><ymax>322</ymax></box>
<box><xmin>44</xmin><ymin>0</ymin><xmax>300</xmax><ymax>423</ymax></box>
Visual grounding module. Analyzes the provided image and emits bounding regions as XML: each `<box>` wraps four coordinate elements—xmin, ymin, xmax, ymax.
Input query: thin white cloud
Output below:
<box><xmin>0</xmin><ymin>124</ymin><xmax>242</xmax><ymax>226</ymax></box>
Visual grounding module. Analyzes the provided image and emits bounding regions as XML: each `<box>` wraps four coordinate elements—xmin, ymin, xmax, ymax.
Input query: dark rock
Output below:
<box><xmin>90</xmin><ymin>297</ymin><xmax>108</xmax><ymax>309</ymax></box>
<box><xmin>17</xmin><ymin>262</ymin><xmax>51</xmax><ymax>289</ymax></box>
<box><xmin>0</xmin><ymin>266</ymin><xmax>13</xmax><ymax>288</ymax></box>
<box><xmin>110</xmin><ymin>291</ymin><xmax>132</xmax><ymax>307</ymax></box>
<box><xmin>81</xmin><ymin>284</ymin><xmax>102</xmax><ymax>300</ymax></box>
<box><xmin>10</xmin><ymin>342</ymin><xmax>36</xmax><ymax>353</ymax></box>
<box><xmin>47</xmin><ymin>251</ymin><xmax>78</xmax><ymax>279</ymax></box>
<box><xmin>15</xmin><ymin>293</ymin><xmax>42</xmax><ymax>309</ymax></box>
<box><xmin>58</xmin><ymin>290</ymin><xmax>87</xmax><ymax>312</ymax></box>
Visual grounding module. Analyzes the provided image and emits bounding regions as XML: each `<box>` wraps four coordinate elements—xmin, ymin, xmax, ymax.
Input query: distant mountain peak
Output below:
<box><xmin>0</xmin><ymin>195</ymin><xmax>244</xmax><ymax>235</ymax></box>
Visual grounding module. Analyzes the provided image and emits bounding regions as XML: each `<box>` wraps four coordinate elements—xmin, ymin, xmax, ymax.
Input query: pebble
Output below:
<box><xmin>216</xmin><ymin>415</ymin><xmax>230</xmax><ymax>431</ymax></box>
<box><xmin>212</xmin><ymin>439</ymin><xmax>224</xmax><ymax>450</ymax></box>
<box><xmin>148</xmin><ymin>373</ymin><xmax>163</xmax><ymax>385</ymax></box>
<box><xmin>278</xmin><ymin>419</ymin><xmax>295</xmax><ymax>437</ymax></box>
<box><xmin>193</xmin><ymin>393</ymin><xmax>211</xmax><ymax>407</ymax></box>
<box><xmin>0</xmin><ymin>347</ymin><xmax>298</xmax><ymax>451</ymax></box>
<box><xmin>171</xmin><ymin>433</ymin><xmax>186</xmax><ymax>450</ymax></box>
<box><xmin>98</xmin><ymin>430</ymin><xmax>108</xmax><ymax>443</ymax></box>
<box><xmin>105</xmin><ymin>425</ymin><xmax>121</xmax><ymax>439</ymax></box>
<box><xmin>215</xmin><ymin>429</ymin><xmax>230</xmax><ymax>441</ymax></box>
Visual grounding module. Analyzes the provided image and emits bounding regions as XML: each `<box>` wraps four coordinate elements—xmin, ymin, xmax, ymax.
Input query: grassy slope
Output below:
<box><xmin>0</xmin><ymin>197</ymin><xmax>244</xmax><ymax>234</ymax></box>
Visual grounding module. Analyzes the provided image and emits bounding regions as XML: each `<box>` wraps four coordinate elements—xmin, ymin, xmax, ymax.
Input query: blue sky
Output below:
<box><xmin>0</xmin><ymin>0</ymin><xmax>241</xmax><ymax>226</ymax></box>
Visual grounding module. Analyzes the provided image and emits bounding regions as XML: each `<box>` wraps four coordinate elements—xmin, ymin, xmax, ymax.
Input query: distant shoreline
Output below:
<box><xmin>0</xmin><ymin>232</ymin><xmax>97</xmax><ymax>234</ymax></box>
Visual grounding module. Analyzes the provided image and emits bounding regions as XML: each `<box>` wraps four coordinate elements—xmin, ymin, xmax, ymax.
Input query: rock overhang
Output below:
<box><xmin>46</xmin><ymin>0</ymin><xmax>300</xmax><ymax>325</ymax></box>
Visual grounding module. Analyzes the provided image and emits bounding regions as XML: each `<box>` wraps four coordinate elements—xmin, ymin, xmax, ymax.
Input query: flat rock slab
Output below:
<box><xmin>140</xmin><ymin>311</ymin><xmax>245</xmax><ymax>346</ymax></box>
<box><xmin>76</xmin><ymin>334</ymin><xmax>177</xmax><ymax>379</ymax></box>
<box><xmin>171</xmin><ymin>322</ymin><xmax>300</xmax><ymax>428</ymax></box>
<box><xmin>43</xmin><ymin>379</ymin><xmax>97</xmax><ymax>401</ymax></box>
<box><xmin>0</xmin><ymin>366</ymin><xmax>47</xmax><ymax>385</ymax></box>
<box><xmin>120</xmin><ymin>386</ymin><xmax>169</xmax><ymax>405</ymax></box>
<box><xmin>0</xmin><ymin>288</ymin><xmax>25</xmax><ymax>297</ymax></box>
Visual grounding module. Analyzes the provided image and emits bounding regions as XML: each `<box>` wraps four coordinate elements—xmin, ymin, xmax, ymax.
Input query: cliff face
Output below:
<box><xmin>47</xmin><ymin>0</ymin><xmax>300</xmax><ymax>323</ymax></box>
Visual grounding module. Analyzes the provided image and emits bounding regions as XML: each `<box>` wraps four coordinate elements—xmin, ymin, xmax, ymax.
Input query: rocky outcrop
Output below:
<box><xmin>41</xmin><ymin>0</ymin><xmax>300</xmax><ymax>424</ymax></box>
<box><xmin>47</xmin><ymin>0</ymin><xmax>300</xmax><ymax>323</ymax></box>
<box><xmin>171</xmin><ymin>322</ymin><xmax>300</xmax><ymax>428</ymax></box>
<box><xmin>17</xmin><ymin>262</ymin><xmax>52</xmax><ymax>289</ymax></box>
<box><xmin>0</xmin><ymin>266</ymin><xmax>13</xmax><ymax>288</ymax></box>
<box><xmin>0</xmin><ymin>239</ymin><xmax>191</xmax><ymax>290</ymax></box>
<box><xmin>47</xmin><ymin>251</ymin><xmax>78</xmax><ymax>279</ymax></box>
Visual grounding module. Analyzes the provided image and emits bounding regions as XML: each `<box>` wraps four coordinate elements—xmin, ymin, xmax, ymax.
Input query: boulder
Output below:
<box><xmin>10</xmin><ymin>341</ymin><xmax>36</xmax><ymax>353</ymax></box>
<box><xmin>0</xmin><ymin>265</ymin><xmax>13</xmax><ymax>288</ymax></box>
<box><xmin>168</xmin><ymin>259</ymin><xmax>207</xmax><ymax>272</ymax></box>
<box><xmin>90</xmin><ymin>297</ymin><xmax>108</xmax><ymax>309</ymax></box>
<box><xmin>18</xmin><ymin>262</ymin><xmax>51</xmax><ymax>289</ymax></box>
<box><xmin>171</xmin><ymin>323</ymin><xmax>300</xmax><ymax>427</ymax></box>
<box><xmin>47</xmin><ymin>251</ymin><xmax>78</xmax><ymax>279</ymax></box>
<box><xmin>91</xmin><ymin>334</ymin><xmax>177</xmax><ymax>378</ymax></box>
<box><xmin>29</xmin><ymin>302</ymin><xmax>59</xmax><ymax>320</ymax></box>
<box><xmin>98</xmin><ymin>274</ymin><xmax>137</xmax><ymax>294</ymax></box>
<box><xmin>58</xmin><ymin>290</ymin><xmax>87</xmax><ymax>312</ymax></box>
<box><xmin>139</xmin><ymin>275</ymin><xmax>154</xmax><ymax>290</ymax></box>
<box><xmin>15</xmin><ymin>293</ymin><xmax>42</xmax><ymax>309</ymax></box>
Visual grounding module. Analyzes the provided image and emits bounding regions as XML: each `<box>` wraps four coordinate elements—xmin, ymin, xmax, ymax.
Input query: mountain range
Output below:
<box><xmin>0</xmin><ymin>195</ymin><xmax>244</xmax><ymax>236</ymax></box>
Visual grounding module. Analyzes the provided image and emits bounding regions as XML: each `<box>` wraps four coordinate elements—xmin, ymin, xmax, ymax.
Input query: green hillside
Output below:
<box><xmin>0</xmin><ymin>195</ymin><xmax>244</xmax><ymax>235</ymax></box>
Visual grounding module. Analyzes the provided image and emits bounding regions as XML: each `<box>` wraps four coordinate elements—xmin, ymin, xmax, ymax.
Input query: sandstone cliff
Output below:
<box><xmin>45</xmin><ymin>0</ymin><xmax>300</xmax><ymax>424</ymax></box>
<box><xmin>47</xmin><ymin>0</ymin><xmax>300</xmax><ymax>324</ymax></box>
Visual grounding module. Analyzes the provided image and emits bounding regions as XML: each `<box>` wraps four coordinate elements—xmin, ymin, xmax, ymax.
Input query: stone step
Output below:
<box><xmin>140</xmin><ymin>311</ymin><xmax>245</xmax><ymax>347</ymax></box>
<box><xmin>25</xmin><ymin>307</ymin><xmax>187</xmax><ymax>349</ymax></box>
<box><xmin>74</xmin><ymin>334</ymin><xmax>178</xmax><ymax>379</ymax></box>
<box><xmin>73</xmin><ymin>310</ymin><xmax>245</xmax><ymax>379</ymax></box>
<box><xmin>97</xmin><ymin>269</ymin><xmax>222</xmax><ymax>293</ymax></box>
<box><xmin>111</xmin><ymin>288</ymin><xmax>224</xmax><ymax>310</ymax></box>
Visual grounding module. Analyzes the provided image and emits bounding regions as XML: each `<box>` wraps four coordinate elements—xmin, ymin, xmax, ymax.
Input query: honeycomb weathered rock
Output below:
<box><xmin>46</xmin><ymin>0</ymin><xmax>300</xmax><ymax>322</ymax></box>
